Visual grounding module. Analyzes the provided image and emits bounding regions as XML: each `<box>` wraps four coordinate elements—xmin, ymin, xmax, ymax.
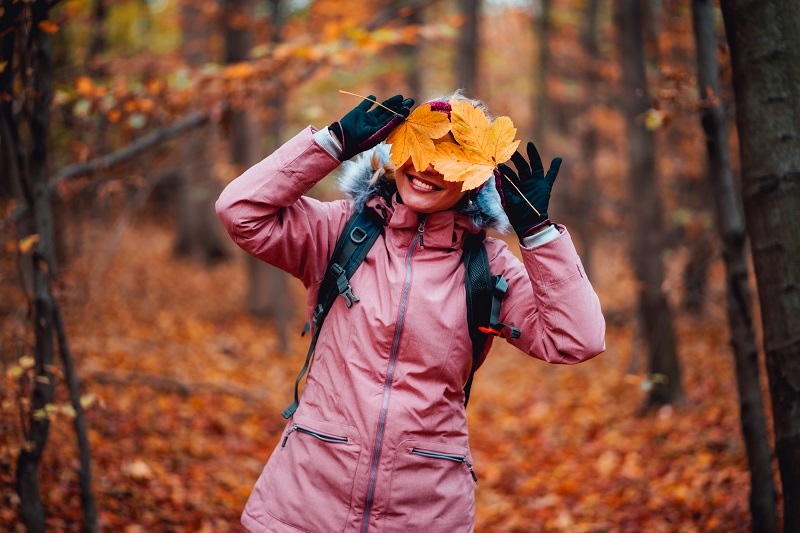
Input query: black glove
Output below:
<box><xmin>329</xmin><ymin>94</ymin><xmax>414</xmax><ymax>161</ymax></box>
<box><xmin>495</xmin><ymin>141</ymin><xmax>562</xmax><ymax>239</ymax></box>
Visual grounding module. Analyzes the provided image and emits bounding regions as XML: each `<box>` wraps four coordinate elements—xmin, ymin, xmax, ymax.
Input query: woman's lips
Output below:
<box><xmin>408</xmin><ymin>174</ymin><xmax>443</xmax><ymax>193</ymax></box>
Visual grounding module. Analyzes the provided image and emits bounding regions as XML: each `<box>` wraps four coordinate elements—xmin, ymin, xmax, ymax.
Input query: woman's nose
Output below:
<box><xmin>423</xmin><ymin>164</ymin><xmax>441</xmax><ymax>177</ymax></box>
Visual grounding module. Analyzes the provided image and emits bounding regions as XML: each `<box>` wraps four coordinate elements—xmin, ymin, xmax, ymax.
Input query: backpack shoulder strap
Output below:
<box><xmin>462</xmin><ymin>234</ymin><xmax>520</xmax><ymax>407</ymax></box>
<box><xmin>282</xmin><ymin>206</ymin><xmax>383</xmax><ymax>419</ymax></box>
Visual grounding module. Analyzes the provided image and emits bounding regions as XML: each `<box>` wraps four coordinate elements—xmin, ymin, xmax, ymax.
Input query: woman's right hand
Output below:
<box><xmin>329</xmin><ymin>95</ymin><xmax>414</xmax><ymax>161</ymax></box>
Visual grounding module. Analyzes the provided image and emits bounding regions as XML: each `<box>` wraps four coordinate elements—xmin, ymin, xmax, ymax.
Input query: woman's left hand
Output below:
<box><xmin>495</xmin><ymin>141</ymin><xmax>562</xmax><ymax>239</ymax></box>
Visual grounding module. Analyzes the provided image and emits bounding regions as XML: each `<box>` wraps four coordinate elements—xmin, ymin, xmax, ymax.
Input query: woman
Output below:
<box><xmin>216</xmin><ymin>93</ymin><xmax>605</xmax><ymax>533</ymax></box>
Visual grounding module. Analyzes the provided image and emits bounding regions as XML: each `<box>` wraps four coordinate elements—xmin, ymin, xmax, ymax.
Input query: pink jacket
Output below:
<box><xmin>216</xmin><ymin>127</ymin><xmax>605</xmax><ymax>533</ymax></box>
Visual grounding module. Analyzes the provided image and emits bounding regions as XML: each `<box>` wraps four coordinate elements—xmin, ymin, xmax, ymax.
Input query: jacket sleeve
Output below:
<box><xmin>488</xmin><ymin>225</ymin><xmax>606</xmax><ymax>364</ymax></box>
<box><xmin>215</xmin><ymin>127</ymin><xmax>351</xmax><ymax>288</ymax></box>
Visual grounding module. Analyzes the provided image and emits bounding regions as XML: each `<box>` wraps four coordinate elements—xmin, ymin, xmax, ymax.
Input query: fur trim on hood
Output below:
<box><xmin>337</xmin><ymin>143</ymin><xmax>511</xmax><ymax>234</ymax></box>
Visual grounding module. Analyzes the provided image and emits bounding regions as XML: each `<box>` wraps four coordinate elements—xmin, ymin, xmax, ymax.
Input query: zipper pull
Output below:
<box><xmin>417</xmin><ymin>214</ymin><xmax>428</xmax><ymax>249</ymax></box>
<box><xmin>281</xmin><ymin>425</ymin><xmax>298</xmax><ymax>447</ymax></box>
<box><xmin>465</xmin><ymin>459</ymin><xmax>478</xmax><ymax>484</ymax></box>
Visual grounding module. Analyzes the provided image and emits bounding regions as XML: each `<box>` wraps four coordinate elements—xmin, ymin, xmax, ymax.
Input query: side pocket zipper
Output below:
<box><xmin>282</xmin><ymin>425</ymin><xmax>348</xmax><ymax>447</ymax></box>
<box><xmin>410</xmin><ymin>448</ymin><xmax>479</xmax><ymax>484</ymax></box>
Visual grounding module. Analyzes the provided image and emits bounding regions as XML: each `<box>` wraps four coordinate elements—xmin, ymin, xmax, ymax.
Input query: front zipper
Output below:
<box><xmin>281</xmin><ymin>424</ymin><xmax>348</xmax><ymax>447</ymax></box>
<box><xmin>411</xmin><ymin>448</ymin><xmax>479</xmax><ymax>484</ymax></box>
<box><xmin>360</xmin><ymin>216</ymin><xmax>427</xmax><ymax>533</ymax></box>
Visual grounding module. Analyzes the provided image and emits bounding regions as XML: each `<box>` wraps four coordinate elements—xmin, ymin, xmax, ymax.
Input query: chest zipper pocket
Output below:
<box><xmin>410</xmin><ymin>448</ymin><xmax>478</xmax><ymax>484</ymax></box>
<box><xmin>282</xmin><ymin>425</ymin><xmax>349</xmax><ymax>447</ymax></box>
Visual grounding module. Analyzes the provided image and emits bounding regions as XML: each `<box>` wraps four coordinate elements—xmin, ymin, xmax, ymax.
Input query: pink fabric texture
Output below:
<box><xmin>215</xmin><ymin>127</ymin><xmax>606</xmax><ymax>533</ymax></box>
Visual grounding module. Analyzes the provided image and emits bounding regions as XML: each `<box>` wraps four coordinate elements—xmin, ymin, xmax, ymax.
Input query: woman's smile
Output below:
<box><xmin>407</xmin><ymin>173</ymin><xmax>444</xmax><ymax>192</ymax></box>
<box><xmin>395</xmin><ymin>160</ymin><xmax>465</xmax><ymax>213</ymax></box>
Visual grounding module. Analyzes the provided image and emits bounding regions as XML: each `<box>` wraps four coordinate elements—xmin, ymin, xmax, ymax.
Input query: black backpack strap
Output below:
<box><xmin>462</xmin><ymin>234</ymin><xmax>520</xmax><ymax>407</ymax></box>
<box><xmin>462</xmin><ymin>234</ymin><xmax>492</xmax><ymax>407</ymax></box>
<box><xmin>282</xmin><ymin>207</ymin><xmax>383</xmax><ymax>419</ymax></box>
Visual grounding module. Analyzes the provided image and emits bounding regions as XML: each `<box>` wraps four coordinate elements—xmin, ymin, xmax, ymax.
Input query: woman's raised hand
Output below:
<box><xmin>329</xmin><ymin>95</ymin><xmax>414</xmax><ymax>161</ymax></box>
<box><xmin>495</xmin><ymin>141</ymin><xmax>562</xmax><ymax>239</ymax></box>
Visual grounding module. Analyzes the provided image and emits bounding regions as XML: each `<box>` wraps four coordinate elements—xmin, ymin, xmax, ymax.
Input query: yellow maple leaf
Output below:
<box><xmin>486</xmin><ymin>116</ymin><xmax>520</xmax><ymax>165</ymax></box>
<box><xmin>386</xmin><ymin>104</ymin><xmax>451</xmax><ymax>171</ymax></box>
<box><xmin>449</xmin><ymin>99</ymin><xmax>519</xmax><ymax>165</ymax></box>
<box><xmin>449</xmin><ymin>99</ymin><xmax>490</xmax><ymax>155</ymax></box>
<box><xmin>428</xmin><ymin>101</ymin><xmax>520</xmax><ymax>191</ymax></box>
<box><xmin>430</xmin><ymin>142</ymin><xmax>497</xmax><ymax>192</ymax></box>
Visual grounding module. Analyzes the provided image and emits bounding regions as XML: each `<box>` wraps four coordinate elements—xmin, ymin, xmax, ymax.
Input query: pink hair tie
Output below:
<box><xmin>426</xmin><ymin>101</ymin><xmax>452</xmax><ymax>117</ymax></box>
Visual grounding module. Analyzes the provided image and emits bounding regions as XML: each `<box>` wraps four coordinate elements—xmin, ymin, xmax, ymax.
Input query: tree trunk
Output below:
<box><xmin>174</xmin><ymin>1</ymin><xmax>228</xmax><ymax>262</ymax></box>
<box><xmin>225</xmin><ymin>0</ymin><xmax>293</xmax><ymax>352</ymax></box>
<box><xmin>616</xmin><ymin>0</ymin><xmax>683</xmax><ymax>409</ymax></box>
<box><xmin>14</xmin><ymin>3</ymin><xmax>56</xmax><ymax>530</ymax></box>
<box><xmin>399</xmin><ymin>2</ymin><xmax>423</xmax><ymax>100</ymax></box>
<box><xmin>720</xmin><ymin>1</ymin><xmax>800</xmax><ymax>530</ymax></box>
<box><xmin>575</xmin><ymin>0</ymin><xmax>601</xmax><ymax>278</ymax></box>
<box><xmin>535</xmin><ymin>0</ymin><xmax>552</xmax><ymax>144</ymax></box>
<box><xmin>692</xmin><ymin>1</ymin><xmax>778</xmax><ymax>530</ymax></box>
<box><xmin>53</xmin><ymin>303</ymin><xmax>98</xmax><ymax>533</ymax></box>
<box><xmin>456</xmin><ymin>0</ymin><xmax>479</xmax><ymax>96</ymax></box>
<box><xmin>85</xmin><ymin>0</ymin><xmax>106</xmax><ymax>73</ymax></box>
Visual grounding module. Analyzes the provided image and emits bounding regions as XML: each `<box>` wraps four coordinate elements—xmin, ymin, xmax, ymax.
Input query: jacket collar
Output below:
<box><xmin>366</xmin><ymin>195</ymin><xmax>478</xmax><ymax>250</ymax></box>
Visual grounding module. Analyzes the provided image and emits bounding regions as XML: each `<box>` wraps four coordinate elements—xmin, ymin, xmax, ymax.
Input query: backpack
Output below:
<box><xmin>282</xmin><ymin>207</ymin><xmax>520</xmax><ymax>419</ymax></box>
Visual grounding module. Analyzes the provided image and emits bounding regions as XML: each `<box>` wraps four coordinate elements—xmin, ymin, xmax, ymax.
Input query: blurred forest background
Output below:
<box><xmin>1</xmin><ymin>0</ymin><xmax>799</xmax><ymax>531</ymax></box>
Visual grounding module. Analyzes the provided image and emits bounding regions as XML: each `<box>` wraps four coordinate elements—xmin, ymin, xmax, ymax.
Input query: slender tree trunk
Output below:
<box><xmin>616</xmin><ymin>0</ymin><xmax>682</xmax><ymax>409</ymax></box>
<box><xmin>53</xmin><ymin>303</ymin><xmax>98</xmax><ymax>533</ymax></box>
<box><xmin>720</xmin><ymin>1</ymin><xmax>800</xmax><ymax>530</ymax></box>
<box><xmin>576</xmin><ymin>0</ymin><xmax>601</xmax><ymax>278</ymax></box>
<box><xmin>0</xmin><ymin>2</ymin><xmax>23</xmax><ymax>200</ymax></box>
<box><xmin>225</xmin><ymin>0</ymin><xmax>294</xmax><ymax>352</ymax></box>
<box><xmin>535</xmin><ymin>0</ymin><xmax>552</xmax><ymax>144</ymax></box>
<box><xmin>456</xmin><ymin>0</ymin><xmax>479</xmax><ymax>95</ymax></box>
<box><xmin>15</xmin><ymin>3</ymin><xmax>56</xmax><ymax>530</ymax></box>
<box><xmin>86</xmin><ymin>0</ymin><xmax>106</xmax><ymax>73</ymax></box>
<box><xmin>399</xmin><ymin>2</ymin><xmax>423</xmax><ymax>100</ymax></box>
<box><xmin>174</xmin><ymin>2</ymin><xmax>228</xmax><ymax>262</ymax></box>
<box><xmin>692</xmin><ymin>2</ymin><xmax>778</xmax><ymax>531</ymax></box>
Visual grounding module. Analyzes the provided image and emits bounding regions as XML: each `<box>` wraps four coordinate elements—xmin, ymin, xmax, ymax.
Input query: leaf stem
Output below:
<box><xmin>339</xmin><ymin>90</ymin><xmax>399</xmax><ymax>115</ymax></box>
<box><xmin>502</xmin><ymin>175</ymin><xmax>542</xmax><ymax>217</ymax></box>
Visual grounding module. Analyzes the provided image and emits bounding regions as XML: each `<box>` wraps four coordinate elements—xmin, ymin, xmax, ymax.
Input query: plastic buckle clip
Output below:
<box><xmin>330</xmin><ymin>263</ymin><xmax>359</xmax><ymax>308</ymax></box>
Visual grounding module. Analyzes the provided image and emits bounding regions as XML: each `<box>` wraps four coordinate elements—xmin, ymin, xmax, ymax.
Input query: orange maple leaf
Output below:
<box><xmin>386</xmin><ymin>104</ymin><xmax>451</xmax><ymax>171</ymax></box>
<box><xmin>430</xmin><ymin>142</ymin><xmax>496</xmax><ymax>192</ymax></box>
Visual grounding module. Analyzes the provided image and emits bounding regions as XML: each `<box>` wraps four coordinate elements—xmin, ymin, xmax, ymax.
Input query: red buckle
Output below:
<box><xmin>478</xmin><ymin>326</ymin><xmax>502</xmax><ymax>336</ymax></box>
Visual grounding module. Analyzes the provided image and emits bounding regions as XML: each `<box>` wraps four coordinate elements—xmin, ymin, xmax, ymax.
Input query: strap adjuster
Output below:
<box><xmin>330</xmin><ymin>263</ymin><xmax>359</xmax><ymax>308</ymax></box>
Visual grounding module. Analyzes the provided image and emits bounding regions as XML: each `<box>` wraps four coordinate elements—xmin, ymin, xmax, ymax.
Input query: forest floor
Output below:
<box><xmin>0</xmin><ymin>217</ymin><xmax>780</xmax><ymax>532</ymax></box>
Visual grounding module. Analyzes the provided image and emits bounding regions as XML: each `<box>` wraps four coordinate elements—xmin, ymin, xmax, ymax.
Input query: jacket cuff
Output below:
<box><xmin>521</xmin><ymin>224</ymin><xmax>559</xmax><ymax>249</ymax></box>
<box><xmin>313</xmin><ymin>127</ymin><xmax>344</xmax><ymax>159</ymax></box>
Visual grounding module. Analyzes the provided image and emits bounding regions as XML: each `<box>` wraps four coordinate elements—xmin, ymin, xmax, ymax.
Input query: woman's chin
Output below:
<box><xmin>400</xmin><ymin>194</ymin><xmax>440</xmax><ymax>214</ymax></box>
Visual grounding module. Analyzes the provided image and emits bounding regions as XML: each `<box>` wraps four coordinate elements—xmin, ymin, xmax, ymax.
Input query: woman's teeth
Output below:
<box><xmin>411</xmin><ymin>176</ymin><xmax>438</xmax><ymax>191</ymax></box>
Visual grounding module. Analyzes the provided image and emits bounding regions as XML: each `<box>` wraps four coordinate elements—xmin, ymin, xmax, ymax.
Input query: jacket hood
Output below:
<box><xmin>337</xmin><ymin>143</ymin><xmax>510</xmax><ymax>234</ymax></box>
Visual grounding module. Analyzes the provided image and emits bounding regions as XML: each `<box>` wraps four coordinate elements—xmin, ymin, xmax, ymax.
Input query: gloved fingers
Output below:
<box><xmin>357</xmin><ymin>95</ymin><xmax>378</xmax><ymax>112</ymax></box>
<box><xmin>493</xmin><ymin>168</ymin><xmax>506</xmax><ymax>207</ymax></box>
<box><xmin>373</xmin><ymin>95</ymin><xmax>409</xmax><ymax>122</ymax></box>
<box><xmin>545</xmin><ymin>157</ymin><xmax>562</xmax><ymax>187</ymax></box>
<box><xmin>397</xmin><ymin>98</ymin><xmax>415</xmax><ymax>118</ymax></box>
<box><xmin>509</xmin><ymin>151</ymin><xmax>532</xmax><ymax>181</ymax></box>
<box><xmin>526</xmin><ymin>141</ymin><xmax>544</xmax><ymax>173</ymax></box>
<box><xmin>497</xmin><ymin>163</ymin><xmax>517</xmax><ymax>182</ymax></box>
<box><xmin>380</xmin><ymin>94</ymin><xmax>404</xmax><ymax>110</ymax></box>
